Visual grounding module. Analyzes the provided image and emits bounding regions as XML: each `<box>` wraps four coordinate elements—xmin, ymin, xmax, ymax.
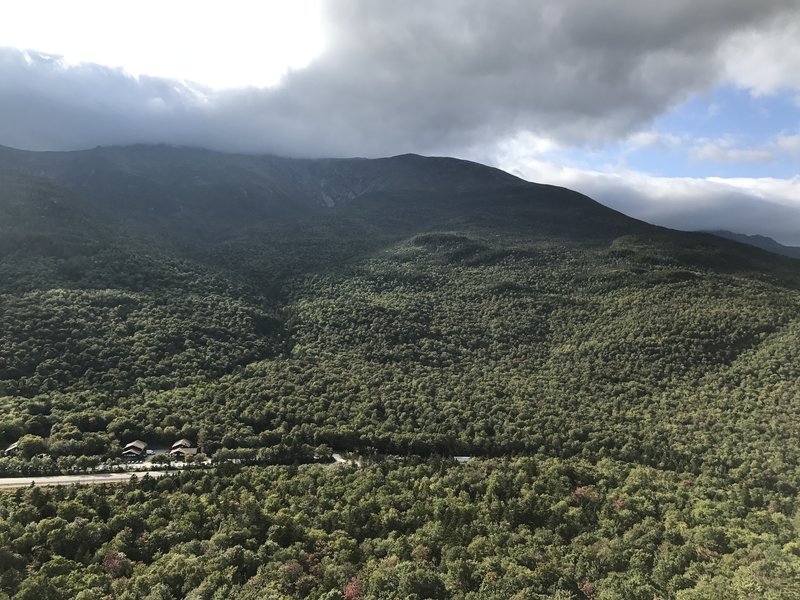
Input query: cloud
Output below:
<box><xmin>2</xmin><ymin>1</ymin><xmax>800</xmax><ymax>242</ymax></box>
<box><xmin>689</xmin><ymin>137</ymin><xmax>774</xmax><ymax>164</ymax></box>
<box><xmin>721</xmin><ymin>12</ymin><xmax>800</xmax><ymax>96</ymax></box>
<box><xmin>777</xmin><ymin>134</ymin><xmax>800</xmax><ymax>154</ymax></box>
<box><xmin>624</xmin><ymin>130</ymin><xmax>683</xmax><ymax>152</ymax></box>
<box><xmin>665</xmin><ymin>132</ymin><xmax>800</xmax><ymax>165</ymax></box>
<box><xmin>1</xmin><ymin>0</ymin><xmax>799</xmax><ymax>157</ymax></box>
<box><xmin>0</xmin><ymin>1</ymin><xmax>325</xmax><ymax>89</ymax></box>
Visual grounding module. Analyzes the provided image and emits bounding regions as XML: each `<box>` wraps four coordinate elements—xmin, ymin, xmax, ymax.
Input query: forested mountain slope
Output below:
<box><xmin>2</xmin><ymin>145</ymin><xmax>800</xmax><ymax>598</ymax></box>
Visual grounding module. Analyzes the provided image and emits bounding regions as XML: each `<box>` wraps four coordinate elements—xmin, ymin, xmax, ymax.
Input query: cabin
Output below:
<box><xmin>169</xmin><ymin>446</ymin><xmax>198</xmax><ymax>461</ymax></box>
<box><xmin>4</xmin><ymin>441</ymin><xmax>19</xmax><ymax>456</ymax></box>
<box><xmin>122</xmin><ymin>440</ymin><xmax>148</xmax><ymax>460</ymax></box>
<box><xmin>171</xmin><ymin>438</ymin><xmax>193</xmax><ymax>451</ymax></box>
<box><xmin>169</xmin><ymin>438</ymin><xmax>198</xmax><ymax>461</ymax></box>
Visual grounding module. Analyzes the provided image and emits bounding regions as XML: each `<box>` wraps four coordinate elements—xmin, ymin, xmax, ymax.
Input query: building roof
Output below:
<box><xmin>124</xmin><ymin>440</ymin><xmax>147</xmax><ymax>451</ymax></box>
<box><xmin>171</xmin><ymin>438</ymin><xmax>193</xmax><ymax>449</ymax></box>
<box><xmin>4</xmin><ymin>441</ymin><xmax>19</xmax><ymax>453</ymax></box>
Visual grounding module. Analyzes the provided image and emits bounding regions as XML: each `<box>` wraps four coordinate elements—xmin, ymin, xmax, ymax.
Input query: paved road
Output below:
<box><xmin>0</xmin><ymin>471</ymin><xmax>173</xmax><ymax>489</ymax></box>
<box><xmin>0</xmin><ymin>453</ymin><xmax>362</xmax><ymax>490</ymax></box>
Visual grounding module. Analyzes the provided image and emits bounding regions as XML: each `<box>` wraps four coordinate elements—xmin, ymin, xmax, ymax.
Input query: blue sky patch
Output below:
<box><xmin>621</xmin><ymin>86</ymin><xmax>799</xmax><ymax>179</ymax></box>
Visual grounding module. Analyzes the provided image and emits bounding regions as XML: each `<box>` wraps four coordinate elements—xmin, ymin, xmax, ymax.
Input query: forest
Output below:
<box><xmin>2</xmin><ymin>458</ymin><xmax>799</xmax><ymax>599</ymax></box>
<box><xmin>2</xmin><ymin>146</ymin><xmax>800</xmax><ymax>597</ymax></box>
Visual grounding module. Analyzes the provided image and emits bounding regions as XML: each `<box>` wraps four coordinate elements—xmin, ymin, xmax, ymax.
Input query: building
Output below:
<box><xmin>169</xmin><ymin>446</ymin><xmax>198</xmax><ymax>461</ymax></box>
<box><xmin>171</xmin><ymin>438</ymin><xmax>193</xmax><ymax>451</ymax></box>
<box><xmin>122</xmin><ymin>440</ymin><xmax>148</xmax><ymax>460</ymax></box>
<box><xmin>4</xmin><ymin>441</ymin><xmax>19</xmax><ymax>456</ymax></box>
<box><xmin>169</xmin><ymin>438</ymin><xmax>198</xmax><ymax>461</ymax></box>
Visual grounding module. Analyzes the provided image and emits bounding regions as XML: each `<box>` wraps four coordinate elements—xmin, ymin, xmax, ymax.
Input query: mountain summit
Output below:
<box><xmin>0</xmin><ymin>144</ymin><xmax>631</xmax><ymax>237</ymax></box>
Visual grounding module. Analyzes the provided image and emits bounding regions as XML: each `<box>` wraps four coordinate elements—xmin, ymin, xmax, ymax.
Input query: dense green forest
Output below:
<box><xmin>2</xmin><ymin>459</ymin><xmax>799</xmax><ymax>599</ymax></box>
<box><xmin>1</xmin><ymin>145</ymin><xmax>800</xmax><ymax>597</ymax></box>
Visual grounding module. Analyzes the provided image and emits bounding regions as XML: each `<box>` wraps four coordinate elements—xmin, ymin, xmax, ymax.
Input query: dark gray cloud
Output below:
<box><xmin>1</xmin><ymin>0</ymin><xmax>797</xmax><ymax>157</ymax></box>
<box><xmin>3</xmin><ymin>1</ymin><xmax>800</xmax><ymax>242</ymax></box>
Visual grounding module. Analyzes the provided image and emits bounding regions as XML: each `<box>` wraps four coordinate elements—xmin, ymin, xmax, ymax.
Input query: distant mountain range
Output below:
<box><xmin>705</xmin><ymin>230</ymin><xmax>800</xmax><ymax>259</ymax></box>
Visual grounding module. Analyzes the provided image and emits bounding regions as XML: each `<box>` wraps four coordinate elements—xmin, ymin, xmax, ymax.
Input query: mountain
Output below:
<box><xmin>0</xmin><ymin>144</ymin><xmax>638</xmax><ymax>240</ymax></box>
<box><xmin>706</xmin><ymin>229</ymin><xmax>800</xmax><ymax>259</ymax></box>
<box><xmin>2</xmin><ymin>144</ymin><xmax>800</xmax><ymax>597</ymax></box>
<box><xmin>0</xmin><ymin>144</ymin><xmax>670</xmax><ymax>296</ymax></box>
<box><xmin>2</xmin><ymin>141</ymin><xmax>799</xmax><ymax>461</ymax></box>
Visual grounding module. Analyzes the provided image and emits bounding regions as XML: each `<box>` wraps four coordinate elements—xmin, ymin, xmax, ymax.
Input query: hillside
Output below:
<box><xmin>706</xmin><ymin>229</ymin><xmax>800</xmax><ymax>260</ymax></box>
<box><xmin>2</xmin><ymin>145</ymin><xmax>800</xmax><ymax>598</ymax></box>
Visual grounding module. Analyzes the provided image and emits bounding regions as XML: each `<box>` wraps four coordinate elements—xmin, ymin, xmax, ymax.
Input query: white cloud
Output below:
<box><xmin>689</xmin><ymin>137</ymin><xmax>774</xmax><ymax>163</ymax></box>
<box><xmin>499</xmin><ymin>153</ymin><xmax>800</xmax><ymax>244</ymax></box>
<box><xmin>707</xmin><ymin>175</ymin><xmax>800</xmax><ymax>208</ymax></box>
<box><xmin>623</xmin><ymin>130</ymin><xmax>685</xmax><ymax>154</ymax></box>
<box><xmin>626</xmin><ymin>131</ymin><xmax>669</xmax><ymax>150</ymax></box>
<box><xmin>777</xmin><ymin>134</ymin><xmax>800</xmax><ymax>154</ymax></box>
<box><xmin>721</xmin><ymin>11</ymin><xmax>800</xmax><ymax>95</ymax></box>
<box><xmin>0</xmin><ymin>0</ymin><xmax>325</xmax><ymax>89</ymax></box>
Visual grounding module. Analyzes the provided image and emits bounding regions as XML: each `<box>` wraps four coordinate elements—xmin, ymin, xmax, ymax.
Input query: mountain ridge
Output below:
<box><xmin>0</xmin><ymin>144</ymin><xmax>527</xmax><ymax>210</ymax></box>
<box><xmin>0</xmin><ymin>144</ymin><xmax>660</xmax><ymax>282</ymax></box>
<box><xmin>705</xmin><ymin>229</ymin><xmax>800</xmax><ymax>259</ymax></box>
<box><xmin>2</xmin><ymin>144</ymin><xmax>799</xmax><ymax>295</ymax></box>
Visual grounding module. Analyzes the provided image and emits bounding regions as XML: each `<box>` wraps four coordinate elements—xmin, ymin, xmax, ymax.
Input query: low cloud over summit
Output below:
<box><xmin>1</xmin><ymin>0</ymin><xmax>800</xmax><ymax>240</ymax></box>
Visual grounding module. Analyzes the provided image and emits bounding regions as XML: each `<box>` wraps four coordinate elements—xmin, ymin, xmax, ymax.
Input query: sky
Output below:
<box><xmin>1</xmin><ymin>1</ymin><xmax>800</xmax><ymax>242</ymax></box>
